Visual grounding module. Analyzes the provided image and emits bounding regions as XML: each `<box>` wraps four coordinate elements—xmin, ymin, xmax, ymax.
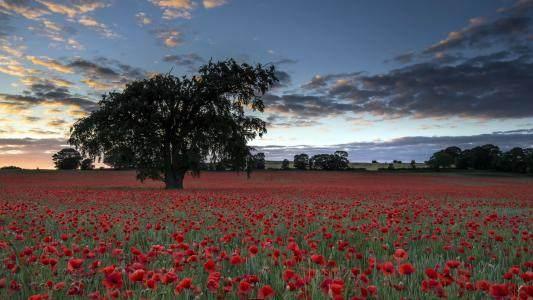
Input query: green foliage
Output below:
<box><xmin>69</xmin><ymin>59</ymin><xmax>278</xmax><ymax>189</ymax></box>
<box><xmin>52</xmin><ymin>148</ymin><xmax>82</xmax><ymax>170</ymax></box>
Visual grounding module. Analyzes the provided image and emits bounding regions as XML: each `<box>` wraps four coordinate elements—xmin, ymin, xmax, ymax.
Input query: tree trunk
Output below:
<box><xmin>164</xmin><ymin>169</ymin><xmax>185</xmax><ymax>189</ymax></box>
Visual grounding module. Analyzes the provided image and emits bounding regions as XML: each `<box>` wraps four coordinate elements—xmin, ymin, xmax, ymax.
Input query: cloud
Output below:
<box><xmin>36</xmin><ymin>0</ymin><xmax>108</xmax><ymax>18</ymax></box>
<box><xmin>255</xmin><ymin>129</ymin><xmax>533</xmax><ymax>162</ymax></box>
<box><xmin>163</xmin><ymin>53</ymin><xmax>204</xmax><ymax>71</ymax></box>
<box><xmin>203</xmin><ymin>0</ymin><xmax>227</xmax><ymax>9</ymax></box>
<box><xmin>27</xmin><ymin>19</ymin><xmax>82</xmax><ymax>49</ymax></box>
<box><xmin>135</xmin><ymin>12</ymin><xmax>151</xmax><ymax>26</ymax></box>
<box><xmin>289</xmin><ymin>51</ymin><xmax>533</xmax><ymax>120</ymax></box>
<box><xmin>264</xmin><ymin>93</ymin><xmax>353</xmax><ymax>118</ymax></box>
<box><xmin>150</xmin><ymin>0</ymin><xmax>194</xmax><ymax>19</ymax></box>
<box><xmin>151</xmin><ymin>27</ymin><xmax>183</xmax><ymax>47</ymax></box>
<box><xmin>0</xmin><ymin>56</ymin><xmax>37</xmax><ymax>77</ymax></box>
<box><xmin>67</xmin><ymin>57</ymin><xmax>147</xmax><ymax>91</ymax></box>
<box><xmin>78</xmin><ymin>15</ymin><xmax>117</xmax><ymax>38</ymax></box>
<box><xmin>26</xmin><ymin>56</ymin><xmax>73</xmax><ymax>73</ymax></box>
<box><xmin>0</xmin><ymin>82</ymin><xmax>97</xmax><ymax>112</ymax></box>
<box><xmin>0</xmin><ymin>0</ymin><xmax>49</xmax><ymax>20</ymax></box>
<box><xmin>425</xmin><ymin>16</ymin><xmax>532</xmax><ymax>54</ymax></box>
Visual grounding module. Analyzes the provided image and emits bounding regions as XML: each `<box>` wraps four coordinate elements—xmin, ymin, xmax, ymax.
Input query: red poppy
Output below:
<box><xmin>258</xmin><ymin>285</ymin><xmax>275</xmax><ymax>299</ymax></box>
<box><xmin>67</xmin><ymin>258</ymin><xmax>84</xmax><ymax>271</ymax></box>
<box><xmin>380</xmin><ymin>261</ymin><xmax>395</xmax><ymax>275</ymax></box>
<box><xmin>128</xmin><ymin>269</ymin><xmax>145</xmax><ymax>282</ymax></box>
<box><xmin>398</xmin><ymin>263</ymin><xmax>415</xmax><ymax>275</ymax></box>
<box><xmin>103</xmin><ymin>271</ymin><xmax>123</xmax><ymax>289</ymax></box>
<box><xmin>489</xmin><ymin>283</ymin><xmax>509</xmax><ymax>298</ymax></box>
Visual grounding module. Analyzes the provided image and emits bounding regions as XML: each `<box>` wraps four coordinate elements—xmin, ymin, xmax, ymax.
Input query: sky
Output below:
<box><xmin>0</xmin><ymin>0</ymin><xmax>532</xmax><ymax>168</ymax></box>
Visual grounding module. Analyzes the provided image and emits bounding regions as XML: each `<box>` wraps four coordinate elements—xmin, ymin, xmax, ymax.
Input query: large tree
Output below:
<box><xmin>70</xmin><ymin>59</ymin><xmax>278</xmax><ymax>189</ymax></box>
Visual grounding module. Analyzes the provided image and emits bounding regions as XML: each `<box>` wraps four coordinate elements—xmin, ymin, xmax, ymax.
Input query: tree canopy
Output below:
<box><xmin>52</xmin><ymin>148</ymin><xmax>82</xmax><ymax>170</ymax></box>
<box><xmin>69</xmin><ymin>59</ymin><xmax>278</xmax><ymax>189</ymax></box>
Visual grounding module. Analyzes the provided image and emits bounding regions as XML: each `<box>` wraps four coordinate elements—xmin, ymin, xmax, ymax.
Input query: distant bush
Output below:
<box><xmin>0</xmin><ymin>166</ymin><xmax>22</xmax><ymax>170</ymax></box>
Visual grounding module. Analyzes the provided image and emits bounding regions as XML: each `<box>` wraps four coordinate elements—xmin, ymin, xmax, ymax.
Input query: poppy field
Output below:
<box><xmin>0</xmin><ymin>171</ymin><xmax>532</xmax><ymax>299</ymax></box>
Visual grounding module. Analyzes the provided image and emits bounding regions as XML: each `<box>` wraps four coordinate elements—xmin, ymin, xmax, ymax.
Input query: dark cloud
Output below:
<box><xmin>264</xmin><ymin>93</ymin><xmax>353</xmax><ymax>118</ymax></box>
<box><xmin>301</xmin><ymin>72</ymin><xmax>362</xmax><ymax>90</ymax></box>
<box><xmin>391</xmin><ymin>52</ymin><xmax>415</xmax><ymax>64</ymax></box>
<box><xmin>425</xmin><ymin>16</ymin><xmax>532</xmax><ymax>54</ymax></box>
<box><xmin>0</xmin><ymin>79</ymin><xmax>97</xmax><ymax>112</ymax></box>
<box><xmin>163</xmin><ymin>53</ymin><xmax>204</xmax><ymax>71</ymax></box>
<box><xmin>256</xmin><ymin>129</ymin><xmax>533</xmax><ymax>162</ymax></box>
<box><xmin>67</xmin><ymin>57</ymin><xmax>147</xmax><ymax>90</ymax></box>
<box><xmin>280</xmin><ymin>53</ymin><xmax>533</xmax><ymax>120</ymax></box>
<box><xmin>68</xmin><ymin>58</ymin><xmax>119</xmax><ymax>78</ymax></box>
<box><xmin>273</xmin><ymin>70</ymin><xmax>291</xmax><ymax>87</ymax></box>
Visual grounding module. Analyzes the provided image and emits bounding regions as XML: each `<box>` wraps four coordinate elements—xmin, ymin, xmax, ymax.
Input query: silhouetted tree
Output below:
<box><xmin>293</xmin><ymin>153</ymin><xmax>309</xmax><ymax>170</ymax></box>
<box><xmin>309</xmin><ymin>151</ymin><xmax>350</xmax><ymax>170</ymax></box>
<box><xmin>52</xmin><ymin>148</ymin><xmax>82</xmax><ymax>170</ymax></box>
<box><xmin>410</xmin><ymin>160</ymin><xmax>416</xmax><ymax>169</ymax></box>
<box><xmin>70</xmin><ymin>59</ymin><xmax>278</xmax><ymax>189</ymax></box>
<box><xmin>103</xmin><ymin>147</ymin><xmax>136</xmax><ymax>170</ymax></box>
<box><xmin>281</xmin><ymin>159</ymin><xmax>290</xmax><ymax>170</ymax></box>
<box><xmin>496</xmin><ymin>147</ymin><xmax>527</xmax><ymax>173</ymax></box>
<box><xmin>427</xmin><ymin>150</ymin><xmax>454</xmax><ymax>170</ymax></box>
<box><xmin>469</xmin><ymin>144</ymin><xmax>501</xmax><ymax>170</ymax></box>
<box><xmin>80</xmin><ymin>158</ymin><xmax>94</xmax><ymax>170</ymax></box>
<box><xmin>252</xmin><ymin>152</ymin><xmax>266</xmax><ymax>170</ymax></box>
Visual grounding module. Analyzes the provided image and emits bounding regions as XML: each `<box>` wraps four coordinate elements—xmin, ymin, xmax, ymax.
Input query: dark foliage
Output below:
<box><xmin>309</xmin><ymin>151</ymin><xmax>349</xmax><ymax>170</ymax></box>
<box><xmin>429</xmin><ymin>144</ymin><xmax>533</xmax><ymax>174</ymax></box>
<box><xmin>80</xmin><ymin>158</ymin><xmax>94</xmax><ymax>170</ymax></box>
<box><xmin>293</xmin><ymin>153</ymin><xmax>309</xmax><ymax>170</ymax></box>
<box><xmin>281</xmin><ymin>159</ymin><xmax>290</xmax><ymax>170</ymax></box>
<box><xmin>52</xmin><ymin>148</ymin><xmax>82</xmax><ymax>170</ymax></box>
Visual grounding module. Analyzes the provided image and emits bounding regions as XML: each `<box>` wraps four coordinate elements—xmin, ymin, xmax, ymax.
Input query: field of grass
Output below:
<box><xmin>0</xmin><ymin>171</ymin><xmax>531</xmax><ymax>299</ymax></box>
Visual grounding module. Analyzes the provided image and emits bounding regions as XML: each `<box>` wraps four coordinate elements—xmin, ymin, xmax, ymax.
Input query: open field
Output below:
<box><xmin>0</xmin><ymin>171</ymin><xmax>532</xmax><ymax>299</ymax></box>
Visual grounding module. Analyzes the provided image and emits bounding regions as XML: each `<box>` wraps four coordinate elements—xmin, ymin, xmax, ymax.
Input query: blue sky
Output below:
<box><xmin>0</xmin><ymin>0</ymin><xmax>532</xmax><ymax>168</ymax></box>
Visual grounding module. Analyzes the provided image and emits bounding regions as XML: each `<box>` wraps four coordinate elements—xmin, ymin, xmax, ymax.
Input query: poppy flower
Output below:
<box><xmin>128</xmin><ymin>269</ymin><xmax>145</xmax><ymax>282</ymax></box>
<box><xmin>67</xmin><ymin>258</ymin><xmax>84</xmax><ymax>271</ymax></box>
<box><xmin>489</xmin><ymin>283</ymin><xmax>509</xmax><ymax>298</ymax></box>
<box><xmin>380</xmin><ymin>261</ymin><xmax>395</xmax><ymax>275</ymax></box>
<box><xmin>102</xmin><ymin>271</ymin><xmax>123</xmax><ymax>289</ymax></box>
<box><xmin>258</xmin><ymin>285</ymin><xmax>275</xmax><ymax>299</ymax></box>
<box><xmin>398</xmin><ymin>263</ymin><xmax>415</xmax><ymax>275</ymax></box>
<box><xmin>393</xmin><ymin>248</ymin><xmax>408</xmax><ymax>261</ymax></box>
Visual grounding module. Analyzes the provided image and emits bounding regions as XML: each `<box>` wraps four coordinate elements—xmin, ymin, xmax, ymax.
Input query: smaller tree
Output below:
<box><xmin>293</xmin><ymin>153</ymin><xmax>309</xmax><ymax>170</ymax></box>
<box><xmin>281</xmin><ymin>159</ymin><xmax>290</xmax><ymax>170</ymax></box>
<box><xmin>52</xmin><ymin>148</ymin><xmax>82</xmax><ymax>170</ymax></box>
<box><xmin>253</xmin><ymin>152</ymin><xmax>266</xmax><ymax>170</ymax></box>
<box><xmin>410</xmin><ymin>160</ymin><xmax>416</xmax><ymax>169</ymax></box>
<box><xmin>426</xmin><ymin>150</ymin><xmax>454</xmax><ymax>170</ymax></box>
<box><xmin>80</xmin><ymin>158</ymin><xmax>94</xmax><ymax>170</ymax></box>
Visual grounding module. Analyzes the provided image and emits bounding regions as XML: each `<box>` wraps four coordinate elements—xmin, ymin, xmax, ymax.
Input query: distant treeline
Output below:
<box><xmin>426</xmin><ymin>145</ymin><xmax>533</xmax><ymax>173</ymax></box>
